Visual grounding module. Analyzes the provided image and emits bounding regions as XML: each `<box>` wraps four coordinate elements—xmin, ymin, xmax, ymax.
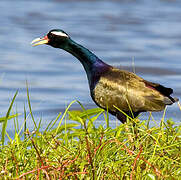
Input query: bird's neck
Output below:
<box><xmin>62</xmin><ymin>38</ymin><xmax>111</xmax><ymax>89</ymax></box>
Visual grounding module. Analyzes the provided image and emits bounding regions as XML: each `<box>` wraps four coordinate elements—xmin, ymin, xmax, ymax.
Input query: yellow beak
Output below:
<box><xmin>31</xmin><ymin>37</ymin><xmax>49</xmax><ymax>47</ymax></box>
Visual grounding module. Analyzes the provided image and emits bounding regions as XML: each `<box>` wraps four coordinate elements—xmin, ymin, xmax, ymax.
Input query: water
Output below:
<box><xmin>0</xmin><ymin>0</ymin><xmax>181</xmax><ymax>134</ymax></box>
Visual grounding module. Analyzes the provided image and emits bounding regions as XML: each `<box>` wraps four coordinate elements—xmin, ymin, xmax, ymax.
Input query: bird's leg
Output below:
<box><xmin>125</xmin><ymin>118</ymin><xmax>134</xmax><ymax>144</ymax></box>
<box><xmin>116</xmin><ymin>112</ymin><xmax>134</xmax><ymax>144</ymax></box>
<box><xmin>116</xmin><ymin>112</ymin><xmax>127</xmax><ymax>124</ymax></box>
<box><xmin>116</xmin><ymin>112</ymin><xmax>138</xmax><ymax>149</ymax></box>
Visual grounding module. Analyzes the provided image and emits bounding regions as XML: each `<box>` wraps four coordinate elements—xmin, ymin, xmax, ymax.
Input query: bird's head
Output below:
<box><xmin>31</xmin><ymin>29</ymin><xmax>70</xmax><ymax>48</ymax></box>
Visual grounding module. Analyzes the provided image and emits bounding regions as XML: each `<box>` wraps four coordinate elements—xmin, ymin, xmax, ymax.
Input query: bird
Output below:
<box><xmin>31</xmin><ymin>29</ymin><xmax>178</xmax><ymax>123</ymax></box>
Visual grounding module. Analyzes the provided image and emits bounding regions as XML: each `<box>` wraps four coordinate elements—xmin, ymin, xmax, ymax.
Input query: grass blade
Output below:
<box><xmin>1</xmin><ymin>90</ymin><xmax>18</xmax><ymax>145</ymax></box>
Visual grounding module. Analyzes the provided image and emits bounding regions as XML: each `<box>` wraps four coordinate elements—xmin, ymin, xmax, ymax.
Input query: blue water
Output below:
<box><xmin>0</xmin><ymin>0</ymin><xmax>181</xmax><ymax>135</ymax></box>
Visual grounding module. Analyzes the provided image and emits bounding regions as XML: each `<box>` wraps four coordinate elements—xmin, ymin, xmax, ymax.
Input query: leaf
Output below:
<box><xmin>51</xmin><ymin>123</ymin><xmax>79</xmax><ymax>135</ymax></box>
<box><xmin>0</xmin><ymin>113</ymin><xmax>20</xmax><ymax>123</ymax></box>
<box><xmin>68</xmin><ymin>108</ymin><xmax>104</xmax><ymax>121</ymax></box>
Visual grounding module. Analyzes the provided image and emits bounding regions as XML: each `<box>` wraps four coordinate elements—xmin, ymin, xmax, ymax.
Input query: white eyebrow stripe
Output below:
<box><xmin>51</xmin><ymin>31</ymin><xmax>68</xmax><ymax>37</ymax></box>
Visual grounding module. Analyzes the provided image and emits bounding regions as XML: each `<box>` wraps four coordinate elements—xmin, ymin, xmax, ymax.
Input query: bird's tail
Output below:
<box><xmin>164</xmin><ymin>96</ymin><xmax>179</xmax><ymax>105</ymax></box>
<box><xmin>144</xmin><ymin>80</ymin><xmax>179</xmax><ymax>105</ymax></box>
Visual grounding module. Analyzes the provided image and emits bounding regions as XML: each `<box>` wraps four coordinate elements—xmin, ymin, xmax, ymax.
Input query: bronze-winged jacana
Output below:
<box><xmin>31</xmin><ymin>29</ymin><xmax>178</xmax><ymax>123</ymax></box>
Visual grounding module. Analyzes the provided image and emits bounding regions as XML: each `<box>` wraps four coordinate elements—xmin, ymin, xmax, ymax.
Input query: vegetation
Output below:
<box><xmin>0</xmin><ymin>92</ymin><xmax>180</xmax><ymax>179</ymax></box>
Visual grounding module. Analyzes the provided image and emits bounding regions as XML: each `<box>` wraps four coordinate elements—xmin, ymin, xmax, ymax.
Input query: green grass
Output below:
<box><xmin>0</xmin><ymin>92</ymin><xmax>180</xmax><ymax>179</ymax></box>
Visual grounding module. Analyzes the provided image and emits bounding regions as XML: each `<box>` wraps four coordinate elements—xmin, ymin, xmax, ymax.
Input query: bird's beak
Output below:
<box><xmin>31</xmin><ymin>36</ymin><xmax>49</xmax><ymax>47</ymax></box>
